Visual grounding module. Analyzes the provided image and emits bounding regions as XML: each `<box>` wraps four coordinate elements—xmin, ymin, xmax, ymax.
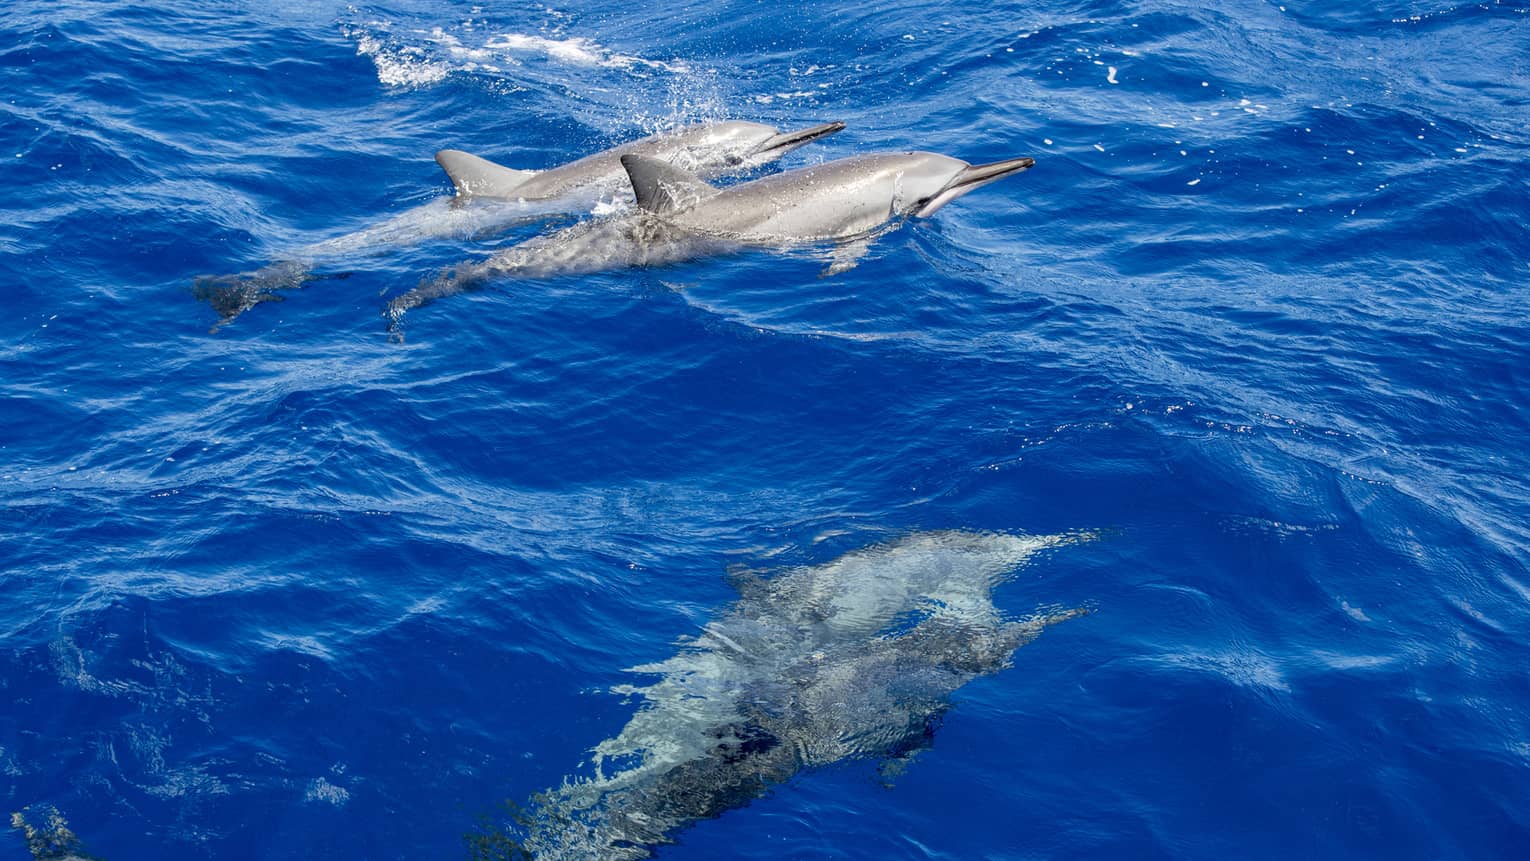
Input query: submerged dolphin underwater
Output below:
<box><xmin>387</xmin><ymin>149</ymin><xmax>1035</xmax><ymax>327</ymax></box>
<box><xmin>489</xmin><ymin>530</ymin><xmax>1091</xmax><ymax>859</ymax></box>
<box><xmin>192</xmin><ymin>120</ymin><xmax>843</xmax><ymax>328</ymax></box>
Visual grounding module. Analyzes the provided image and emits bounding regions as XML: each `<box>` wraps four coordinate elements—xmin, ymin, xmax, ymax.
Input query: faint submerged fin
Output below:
<box><xmin>10</xmin><ymin>806</ymin><xmax>101</xmax><ymax>861</ymax></box>
<box><xmin>620</xmin><ymin>155</ymin><xmax>719</xmax><ymax>214</ymax></box>
<box><xmin>724</xmin><ymin>564</ymin><xmax>771</xmax><ymax>604</ymax></box>
<box><xmin>876</xmin><ymin>713</ymin><xmax>940</xmax><ymax>787</ymax></box>
<box><xmin>821</xmin><ymin>237</ymin><xmax>872</xmax><ymax>277</ymax></box>
<box><xmin>436</xmin><ymin>150</ymin><xmax>540</xmax><ymax>198</ymax></box>
<box><xmin>464</xmin><ymin>800</ymin><xmax>537</xmax><ymax>861</ymax></box>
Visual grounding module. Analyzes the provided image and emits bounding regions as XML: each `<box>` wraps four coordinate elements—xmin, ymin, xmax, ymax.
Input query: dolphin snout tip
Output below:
<box><xmin>790</xmin><ymin>120</ymin><xmax>847</xmax><ymax>144</ymax></box>
<box><xmin>993</xmin><ymin>156</ymin><xmax>1036</xmax><ymax>173</ymax></box>
<box><xmin>956</xmin><ymin>156</ymin><xmax>1037</xmax><ymax>187</ymax></box>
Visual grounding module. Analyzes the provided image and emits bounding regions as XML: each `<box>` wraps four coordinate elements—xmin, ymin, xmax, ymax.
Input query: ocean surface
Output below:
<box><xmin>3</xmin><ymin>0</ymin><xmax>1529</xmax><ymax>858</ymax></box>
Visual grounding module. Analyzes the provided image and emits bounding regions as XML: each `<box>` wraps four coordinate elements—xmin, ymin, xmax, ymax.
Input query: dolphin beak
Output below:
<box><xmin>949</xmin><ymin>156</ymin><xmax>1036</xmax><ymax>190</ymax></box>
<box><xmin>914</xmin><ymin>156</ymin><xmax>1036</xmax><ymax>218</ymax></box>
<box><xmin>751</xmin><ymin>121</ymin><xmax>847</xmax><ymax>156</ymax></box>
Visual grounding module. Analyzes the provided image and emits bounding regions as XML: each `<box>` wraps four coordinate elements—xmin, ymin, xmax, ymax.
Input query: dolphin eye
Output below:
<box><xmin>725</xmin><ymin>154</ymin><xmax>744</xmax><ymax>166</ymax></box>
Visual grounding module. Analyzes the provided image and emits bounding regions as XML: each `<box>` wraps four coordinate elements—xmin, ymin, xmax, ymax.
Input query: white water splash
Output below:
<box><xmin>347</xmin><ymin>20</ymin><xmax>691</xmax><ymax>90</ymax></box>
<box><xmin>304</xmin><ymin>776</ymin><xmax>351</xmax><ymax>805</ymax></box>
<box><xmin>350</xmin><ymin>31</ymin><xmax>450</xmax><ymax>87</ymax></box>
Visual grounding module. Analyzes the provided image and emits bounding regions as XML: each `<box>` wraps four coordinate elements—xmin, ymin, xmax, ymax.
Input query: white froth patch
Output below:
<box><xmin>480</xmin><ymin>30</ymin><xmax>689</xmax><ymax>73</ymax></box>
<box><xmin>1160</xmin><ymin>650</ymin><xmax>1290</xmax><ymax>692</ymax></box>
<box><xmin>491</xmin><ymin>33</ymin><xmax>598</xmax><ymax>65</ymax></box>
<box><xmin>349</xmin><ymin>22</ymin><xmax>691</xmax><ymax>89</ymax></box>
<box><xmin>589</xmin><ymin>198</ymin><xmax>630</xmax><ymax>217</ymax></box>
<box><xmin>305</xmin><ymin>777</ymin><xmax>351</xmax><ymax>805</ymax></box>
<box><xmin>353</xmin><ymin>33</ymin><xmax>450</xmax><ymax>87</ymax></box>
<box><xmin>1311</xmin><ymin>651</ymin><xmax>1395</xmax><ymax>671</ymax></box>
<box><xmin>256</xmin><ymin>632</ymin><xmax>336</xmax><ymax>661</ymax></box>
<box><xmin>1340</xmin><ymin>599</ymin><xmax>1370</xmax><ymax>622</ymax></box>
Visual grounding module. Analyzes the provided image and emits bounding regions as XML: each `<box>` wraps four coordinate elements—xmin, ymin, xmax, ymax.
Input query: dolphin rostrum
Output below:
<box><xmin>483</xmin><ymin>529</ymin><xmax>1091</xmax><ymax>859</ymax></box>
<box><xmin>386</xmin><ymin>149</ymin><xmax>1035</xmax><ymax>326</ymax></box>
<box><xmin>192</xmin><ymin>120</ymin><xmax>844</xmax><ymax>330</ymax></box>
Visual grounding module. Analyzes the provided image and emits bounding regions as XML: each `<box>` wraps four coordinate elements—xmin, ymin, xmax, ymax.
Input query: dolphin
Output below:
<box><xmin>434</xmin><ymin>119</ymin><xmax>848</xmax><ymax>201</ymax></box>
<box><xmin>191</xmin><ymin>120</ymin><xmax>844</xmax><ymax>330</ymax></box>
<box><xmin>9</xmin><ymin>805</ymin><xmax>100</xmax><ymax>860</ymax></box>
<box><xmin>484</xmin><ymin>529</ymin><xmax>1092</xmax><ymax>859</ymax></box>
<box><xmin>386</xmin><ymin>149</ymin><xmax>1035</xmax><ymax>327</ymax></box>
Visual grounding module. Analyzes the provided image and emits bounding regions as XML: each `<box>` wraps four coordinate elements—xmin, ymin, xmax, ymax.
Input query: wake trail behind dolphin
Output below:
<box><xmin>381</xmin><ymin>213</ymin><xmax>737</xmax><ymax>338</ymax></box>
<box><xmin>194</xmin><ymin>196</ymin><xmax>583</xmax><ymax>332</ymax></box>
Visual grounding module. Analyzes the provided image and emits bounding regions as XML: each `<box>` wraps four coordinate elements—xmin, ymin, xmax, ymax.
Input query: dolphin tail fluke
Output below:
<box><xmin>382</xmin><ymin>260</ymin><xmax>494</xmax><ymax>340</ymax></box>
<box><xmin>436</xmin><ymin>150</ymin><xmax>540</xmax><ymax>198</ymax></box>
<box><xmin>1055</xmin><ymin>528</ymin><xmax>1103</xmax><ymax>548</ymax></box>
<box><xmin>192</xmin><ymin>260</ymin><xmax>320</xmax><ymax>332</ymax></box>
<box><xmin>1037</xmin><ymin>605</ymin><xmax>1092</xmax><ymax>627</ymax></box>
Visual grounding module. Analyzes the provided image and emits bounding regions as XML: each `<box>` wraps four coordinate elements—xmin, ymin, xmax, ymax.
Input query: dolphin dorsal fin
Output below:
<box><xmin>620</xmin><ymin>154</ymin><xmax>719</xmax><ymax>214</ymax></box>
<box><xmin>435</xmin><ymin>149</ymin><xmax>539</xmax><ymax>197</ymax></box>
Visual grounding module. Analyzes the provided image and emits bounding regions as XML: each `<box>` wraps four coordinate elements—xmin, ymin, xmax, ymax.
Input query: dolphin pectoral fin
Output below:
<box><xmin>876</xmin><ymin>747</ymin><xmax>926</xmax><ymax>787</ymax></box>
<box><xmin>821</xmin><ymin>238</ymin><xmax>872</xmax><ymax>277</ymax></box>
<box><xmin>876</xmin><ymin>709</ymin><xmax>942</xmax><ymax>787</ymax></box>
<box><xmin>620</xmin><ymin>155</ymin><xmax>720</xmax><ymax>214</ymax></box>
<box><xmin>435</xmin><ymin>149</ymin><xmax>540</xmax><ymax>198</ymax></box>
<box><xmin>724</xmin><ymin>564</ymin><xmax>770</xmax><ymax>601</ymax></box>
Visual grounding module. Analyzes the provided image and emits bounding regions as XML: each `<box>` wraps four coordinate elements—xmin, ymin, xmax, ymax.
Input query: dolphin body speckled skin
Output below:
<box><xmin>386</xmin><ymin>149</ymin><xmax>1034</xmax><ymax>326</ymax></box>
<box><xmin>495</xmin><ymin>530</ymin><xmax>1089</xmax><ymax>860</ymax></box>
<box><xmin>193</xmin><ymin>120</ymin><xmax>844</xmax><ymax>329</ymax></box>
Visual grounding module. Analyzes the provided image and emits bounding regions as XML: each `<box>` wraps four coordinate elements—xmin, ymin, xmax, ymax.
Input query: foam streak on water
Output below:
<box><xmin>2</xmin><ymin>1</ymin><xmax>1528</xmax><ymax>860</ymax></box>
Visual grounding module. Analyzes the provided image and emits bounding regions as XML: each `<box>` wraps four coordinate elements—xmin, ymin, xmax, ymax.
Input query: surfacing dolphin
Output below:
<box><xmin>191</xmin><ymin>120</ymin><xmax>844</xmax><ymax>330</ymax></box>
<box><xmin>9</xmin><ymin>805</ymin><xmax>100</xmax><ymax>860</ymax></box>
<box><xmin>483</xmin><ymin>529</ymin><xmax>1092</xmax><ymax>860</ymax></box>
<box><xmin>386</xmin><ymin>148</ymin><xmax>1035</xmax><ymax>328</ymax></box>
<box><xmin>434</xmin><ymin>119</ymin><xmax>847</xmax><ymax>201</ymax></box>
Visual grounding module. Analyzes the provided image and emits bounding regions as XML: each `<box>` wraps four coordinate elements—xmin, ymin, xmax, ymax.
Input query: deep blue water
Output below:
<box><xmin>4</xmin><ymin>0</ymin><xmax>1529</xmax><ymax>858</ymax></box>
